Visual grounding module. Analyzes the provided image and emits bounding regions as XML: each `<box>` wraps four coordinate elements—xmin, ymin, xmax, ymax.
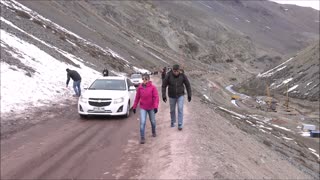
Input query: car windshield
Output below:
<box><xmin>131</xmin><ymin>74</ymin><xmax>142</xmax><ymax>79</ymax></box>
<box><xmin>89</xmin><ymin>79</ymin><xmax>126</xmax><ymax>90</ymax></box>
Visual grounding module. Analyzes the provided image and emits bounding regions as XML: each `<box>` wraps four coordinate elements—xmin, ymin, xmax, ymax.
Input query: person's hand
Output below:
<box><xmin>133</xmin><ymin>109</ymin><xmax>136</xmax><ymax>114</ymax></box>
<box><xmin>154</xmin><ymin>108</ymin><xmax>158</xmax><ymax>114</ymax></box>
<box><xmin>163</xmin><ymin>97</ymin><xmax>167</xmax><ymax>103</ymax></box>
<box><xmin>188</xmin><ymin>96</ymin><xmax>191</xmax><ymax>102</ymax></box>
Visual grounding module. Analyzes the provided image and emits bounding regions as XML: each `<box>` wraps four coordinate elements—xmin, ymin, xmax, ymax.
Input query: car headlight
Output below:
<box><xmin>79</xmin><ymin>96</ymin><xmax>88</xmax><ymax>103</ymax></box>
<box><xmin>114</xmin><ymin>97</ymin><xmax>124</xmax><ymax>104</ymax></box>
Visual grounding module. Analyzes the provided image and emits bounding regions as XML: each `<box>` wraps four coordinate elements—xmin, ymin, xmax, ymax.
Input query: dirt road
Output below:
<box><xmin>1</xmin><ymin>99</ymin><xmax>139</xmax><ymax>179</ymax></box>
<box><xmin>0</xmin><ymin>76</ymin><xmax>192</xmax><ymax>179</ymax></box>
<box><xmin>1</xmin><ymin>76</ymin><xmax>316</xmax><ymax>179</ymax></box>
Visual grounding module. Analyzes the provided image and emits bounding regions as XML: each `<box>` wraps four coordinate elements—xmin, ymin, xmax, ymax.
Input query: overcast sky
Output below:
<box><xmin>270</xmin><ymin>0</ymin><xmax>319</xmax><ymax>10</ymax></box>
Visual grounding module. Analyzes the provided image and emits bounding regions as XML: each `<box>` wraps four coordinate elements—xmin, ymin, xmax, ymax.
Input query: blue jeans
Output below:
<box><xmin>140</xmin><ymin>109</ymin><xmax>156</xmax><ymax>138</ymax></box>
<box><xmin>169</xmin><ymin>96</ymin><xmax>184</xmax><ymax>128</ymax></box>
<box><xmin>73</xmin><ymin>80</ymin><xmax>81</xmax><ymax>96</ymax></box>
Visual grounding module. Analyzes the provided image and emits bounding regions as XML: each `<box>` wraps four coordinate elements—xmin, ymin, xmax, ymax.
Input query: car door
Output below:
<box><xmin>126</xmin><ymin>79</ymin><xmax>136</xmax><ymax>108</ymax></box>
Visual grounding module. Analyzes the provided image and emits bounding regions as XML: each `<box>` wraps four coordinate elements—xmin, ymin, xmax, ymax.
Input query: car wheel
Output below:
<box><xmin>79</xmin><ymin>114</ymin><xmax>88</xmax><ymax>119</ymax></box>
<box><xmin>124</xmin><ymin>102</ymin><xmax>130</xmax><ymax>118</ymax></box>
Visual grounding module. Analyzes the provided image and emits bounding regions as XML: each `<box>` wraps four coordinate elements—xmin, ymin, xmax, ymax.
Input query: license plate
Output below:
<box><xmin>93</xmin><ymin>107</ymin><xmax>105</xmax><ymax>111</ymax></box>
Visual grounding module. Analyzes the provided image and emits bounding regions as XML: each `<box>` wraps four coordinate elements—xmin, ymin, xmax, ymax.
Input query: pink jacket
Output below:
<box><xmin>133</xmin><ymin>81</ymin><xmax>159</xmax><ymax>110</ymax></box>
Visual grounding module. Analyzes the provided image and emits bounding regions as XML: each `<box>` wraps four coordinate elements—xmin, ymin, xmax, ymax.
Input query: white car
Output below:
<box><xmin>78</xmin><ymin>76</ymin><xmax>136</xmax><ymax>118</ymax></box>
<box><xmin>130</xmin><ymin>74</ymin><xmax>143</xmax><ymax>87</ymax></box>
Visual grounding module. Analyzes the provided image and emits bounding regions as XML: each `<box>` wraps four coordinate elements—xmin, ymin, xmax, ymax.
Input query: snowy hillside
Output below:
<box><xmin>0</xmin><ymin>0</ymin><xmax>149</xmax><ymax>115</ymax></box>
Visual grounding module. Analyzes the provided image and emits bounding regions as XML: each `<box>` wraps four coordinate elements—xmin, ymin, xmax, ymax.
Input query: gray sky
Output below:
<box><xmin>270</xmin><ymin>0</ymin><xmax>319</xmax><ymax>10</ymax></box>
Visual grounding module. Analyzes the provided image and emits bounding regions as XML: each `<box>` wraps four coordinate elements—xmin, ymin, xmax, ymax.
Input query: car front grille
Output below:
<box><xmin>88</xmin><ymin>98</ymin><xmax>112</xmax><ymax>107</ymax></box>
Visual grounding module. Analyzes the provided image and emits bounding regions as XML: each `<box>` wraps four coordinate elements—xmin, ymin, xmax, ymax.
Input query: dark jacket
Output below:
<box><xmin>162</xmin><ymin>71</ymin><xmax>192</xmax><ymax>98</ymax></box>
<box><xmin>161</xmin><ymin>68</ymin><xmax>167</xmax><ymax>79</ymax></box>
<box><xmin>103</xmin><ymin>69</ymin><xmax>108</xmax><ymax>76</ymax></box>
<box><xmin>66</xmin><ymin>70</ymin><xmax>81</xmax><ymax>85</ymax></box>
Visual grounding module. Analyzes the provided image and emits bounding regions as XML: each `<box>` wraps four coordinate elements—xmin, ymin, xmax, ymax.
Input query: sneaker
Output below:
<box><xmin>171</xmin><ymin>123</ymin><xmax>175</xmax><ymax>127</ymax></box>
<box><xmin>152</xmin><ymin>133</ymin><xmax>157</xmax><ymax>137</ymax></box>
<box><xmin>72</xmin><ymin>94</ymin><xmax>78</xmax><ymax>97</ymax></box>
<box><xmin>178</xmin><ymin>127</ymin><xmax>183</xmax><ymax>131</ymax></box>
<box><xmin>140</xmin><ymin>137</ymin><xmax>145</xmax><ymax>144</ymax></box>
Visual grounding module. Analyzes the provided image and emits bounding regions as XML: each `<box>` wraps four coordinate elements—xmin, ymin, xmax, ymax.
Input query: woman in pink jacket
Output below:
<box><xmin>133</xmin><ymin>73</ymin><xmax>159</xmax><ymax>144</ymax></box>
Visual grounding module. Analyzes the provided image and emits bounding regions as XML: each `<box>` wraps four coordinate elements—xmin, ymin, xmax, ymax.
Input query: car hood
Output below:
<box><xmin>82</xmin><ymin>90</ymin><xmax>127</xmax><ymax>99</ymax></box>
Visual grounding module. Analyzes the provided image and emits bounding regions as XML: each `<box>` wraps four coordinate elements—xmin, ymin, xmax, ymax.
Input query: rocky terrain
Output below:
<box><xmin>235</xmin><ymin>41</ymin><xmax>319</xmax><ymax>101</ymax></box>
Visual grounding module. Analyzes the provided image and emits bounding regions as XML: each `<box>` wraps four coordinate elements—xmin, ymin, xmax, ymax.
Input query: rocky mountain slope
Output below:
<box><xmin>10</xmin><ymin>0</ymin><xmax>319</xmax><ymax>79</ymax></box>
<box><xmin>235</xmin><ymin>41</ymin><xmax>319</xmax><ymax>101</ymax></box>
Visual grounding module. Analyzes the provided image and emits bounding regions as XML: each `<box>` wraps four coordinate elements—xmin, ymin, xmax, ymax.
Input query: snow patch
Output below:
<box><xmin>257</xmin><ymin>57</ymin><xmax>293</xmax><ymax>78</ymax></box>
<box><xmin>308</xmin><ymin>148</ymin><xmax>319</xmax><ymax>159</ymax></box>
<box><xmin>259</xmin><ymin>129</ymin><xmax>267</xmax><ymax>133</ymax></box>
<box><xmin>106</xmin><ymin>47</ymin><xmax>129</xmax><ymax>63</ymax></box>
<box><xmin>218</xmin><ymin>107</ymin><xmax>246</xmax><ymax>119</ymax></box>
<box><xmin>148</xmin><ymin>51</ymin><xmax>168</xmax><ymax>63</ymax></box>
<box><xmin>271</xmin><ymin>124</ymin><xmax>291</xmax><ymax>132</ymax></box>
<box><xmin>258</xmin><ymin>125</ymin><xmax>273</xmax><ymax>131</ymax></box>
<box><xmin>1</xmin><ymin>0</ymin><xmax>129</xmax><ymax>63</ymax></box>
<box><xmin>288</xmin><ymin>85</ymin><xmax>299</xmax><ymax>92</ymax></box>
<box><xmin>0</xmin><ymin>29</ymin><xmax>100</xmax><ymax>113</ymax></box>
<box><xmin>282</xmin><ymin>136</ymin><xmax>293</xmax><ymax>141</ymax></box>
<box><xmin>248</xmin><ymin>114</ymin><xmax>272</xmax><ymax>122</ymax></box>
<box><xmin>300</xmin><ymin>132</ymin><xmax>310</xmax><ymax>137</ymax></box>
<box><xmin>66</xmin><ymin>39</ymin><xmax>77</xmax><ymax>47</ymax></box>
<box><xmin>199</xmin><ymin>2</ymin><xmax>212</xmax><ymax>9</ymax></box>
<box><xmin>274</xmin><ymin>78</ymin><xmax>293</xmax><ymax>89</ymax></box>
<box><xmin>203</xmin><ymin>95</ymin><xmax>210</xmax><ymax>100</ymax></box>
<box><xmin>232</xmin><ymin>115</ymin><xmax>241</xmax><ymax>120</ymax></box>
<box><xmin>231</xmin><ymin>100</ymin><xmax>239</xmax><ymax>107</ymax></box>
<box><xmin>1</xmin><ymin>17</ymin><xmax>87</xmax><ymax>66</ymax></box>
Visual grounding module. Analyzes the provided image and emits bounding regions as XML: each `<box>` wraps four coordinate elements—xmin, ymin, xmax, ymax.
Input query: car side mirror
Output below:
<box><xmin>129</xmin><ymin>86</ymin><xmax>136</xmax><ymax>91</ymax></box>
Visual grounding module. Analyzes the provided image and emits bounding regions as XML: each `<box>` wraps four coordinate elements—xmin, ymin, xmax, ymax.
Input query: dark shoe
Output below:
<box><xmin>140</xmin><ymin>137</ymin><xmax>145</xmax><ymax>144</ymax></box>
<box><xmin>178</xmin><ymin>127</ymin><xmax>183</xmax><ymax>131</ymax></box>
<box><xmin>152</xmin><ymin>133</ymin><xmax>156</xmax><ymax>137</ymax></box>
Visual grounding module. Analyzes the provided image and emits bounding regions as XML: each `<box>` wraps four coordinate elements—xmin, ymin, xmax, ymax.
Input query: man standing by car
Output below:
<box><xmin>66</xmin><ymin>68</ymin><xmax>82</xmax><ymax>97</ymax></box>
<box><xmin>102</xmin><ymin>68</ymin><xmax>108</xmax><ymax>77</ymax></box>
<box><xmin>162</xmin><ymin>64</ymin><xmax>192</xmax><ymax>130</ymax></box>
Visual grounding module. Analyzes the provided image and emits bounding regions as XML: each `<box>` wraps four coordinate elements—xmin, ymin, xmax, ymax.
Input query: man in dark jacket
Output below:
<box><xmin>161</xmin><ymin>67</ymin><xmax>167</xmax><ymax>80</ymax></box>
<box><xmin>66</xmin><ymin>68</ymin><xmax>82</xmax><ymax>97</ymax></box>
<box><xmin>162</xmin><ymin>64</ymin><xmax>192</xmax><ymax>130</ymax></box>
<box><xmin>102</xmin><ymin>68</ymin><xmax>108</xmax><ymax>77</ymax></box>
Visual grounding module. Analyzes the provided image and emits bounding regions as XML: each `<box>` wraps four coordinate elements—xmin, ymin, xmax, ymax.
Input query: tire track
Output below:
<box><xmin>6</xmin><ymin>122</ymin><xmax>96</xmax><ymax>179</ymax></box>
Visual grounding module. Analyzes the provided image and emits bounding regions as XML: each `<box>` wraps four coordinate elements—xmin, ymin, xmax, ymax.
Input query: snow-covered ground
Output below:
<box><xmin>0</xmin><ymin>29</ymin><xmax>101</xmax><ymax>113</ymax></box>
<box><xmin>0</xmin><ymin>28</ymin><xmax>150</xmax><ymax>114</ymax></box>
<box><xmin>0</xmin><ymin>0</ymin><xmax>154</xmax><ymax>115</ymax></box>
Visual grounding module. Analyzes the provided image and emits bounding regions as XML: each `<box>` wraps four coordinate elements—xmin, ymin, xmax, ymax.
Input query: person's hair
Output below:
<box><xmin>66</xmin><ymin>68</ymin><xmax>70</xmax><ymax>72</ymax></box>
<box><xmin>142</xmin><ymin>74</ymin><xmax>150</xmax><ymax>79</ymax></box>
<box><xmin>172</xmin><ymin>64</ymin><xmax>179</xmax><ymax>70</ymax></box>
